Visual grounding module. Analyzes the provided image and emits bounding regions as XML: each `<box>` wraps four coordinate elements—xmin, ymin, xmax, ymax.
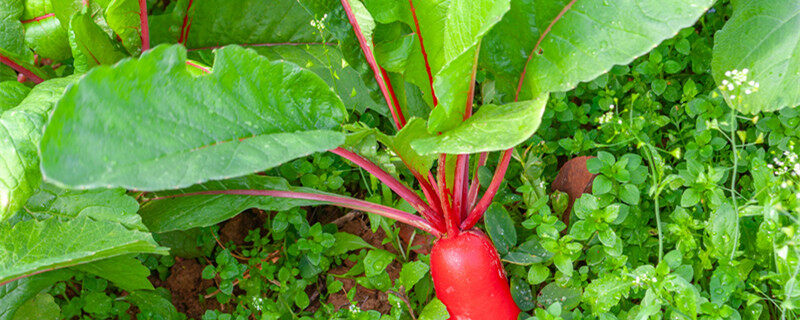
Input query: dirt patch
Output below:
<box><xmin>165</xmin><ymin>258</ymin><xmax>223</xmax><ymax>318</ymax></box>
<box><xmin>219</xmin><ymin>209</ymin><xmax>266</xmax><ymax>247</ymax></box>
<box><xmin>398</xmin><ymin>224</ymin><xmax>434</xmax><ymax>255</ymax></box>
<box><xmin>324</xmin><ymin>217</ymin><xmax>404</xmax><ymax>312</ymax></box>
<box><xmin>551</xmin><ymin>156</ymin><xmax>597</xmax><ymax>224</ymax></box>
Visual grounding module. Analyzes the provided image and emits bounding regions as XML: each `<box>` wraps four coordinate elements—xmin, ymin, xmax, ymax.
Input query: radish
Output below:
<box><xmin>431</xmin><ymin>230</ymin><xmax>520</xmax><ymax>320</ymax></box>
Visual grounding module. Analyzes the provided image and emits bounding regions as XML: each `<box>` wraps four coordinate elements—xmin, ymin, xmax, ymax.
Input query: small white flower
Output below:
<box><xmin>742</xmin><ymin>68</ymin><xmax>749</xmax><ymax>74</ymax></box>
<box><xmin>609</xmin><ymin>104</ymin><xmax>615</xmax><ymax>110</ymax></box>
<box><xmin>745</xmin><ymin>89</ymin><xmax>752</xmax><ymax>95</ymax></box>
<box><xmin>727</xmin><ymin>84</ymin><xmax>735</xmax><ymax>91</ymax></box>
<box><xmin>730</xmin><ymin>95</ymin><xmax>736</xmax><ymax>99</ymax></box>
<box><xmin>725</xmin><ymin>71</ymin><xmax>732</xmax><ymax>77</ymax></box>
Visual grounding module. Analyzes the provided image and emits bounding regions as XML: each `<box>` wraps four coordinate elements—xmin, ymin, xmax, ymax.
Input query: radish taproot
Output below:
<box><xmin>431</xmin><ymin>230</ymin><xmax>520</xmax><ymax>320</ymax></box>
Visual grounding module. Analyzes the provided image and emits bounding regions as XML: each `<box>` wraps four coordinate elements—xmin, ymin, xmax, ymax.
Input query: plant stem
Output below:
<box><xmin>407</xmin><ymin>0</ymin><xmax>437</xmax><ymax>106</ymax></box>
<box><xmin>654</xmin><ymin>193</ymin><xmax>663</xmax><ymax>263</ymax></box>
<box><xmin>730</xmin><ymin>109</ymin><xmax>740</xmax><ymax>260</ymax></box>
<box><xmin>186</xmin><ymin>42</ymin><xmax>335</xmax><ymax>51</ymax></box>
<box><xmin>462</xmin><ymin>149</ymin><xmax>513</xmax><ymax>230</ymax></box>
<box><xmin>138</xmin><ymin>0</ymin><xmax>150</xmax><ymax>51</ymax></box>
<box><xmin>452</xmin><ymin>154</ymin><xmax>468</xmax><ymax>231</ymax></box>
<box><xmin>467</xmin><ymin>152</ymin><xmax>488</xmax><ymax>210</ymax></box>
<box><xmin>340</xmin><ymin>0</ymin><xmax>405</xmax><ymax>129</ymax></box>
<box><xmin>0</xmin><ymin>54</ymin><xmax>43</xmax><ymax>84</ymax></box>
<box><xmin>154</xmin><ymin>189</ymin><xmax>441</xmax><ymax>236</ymax></box>
<box><xmin>329</xmin><ymin>148</ymin><xmax>440</xmax><ymax>227</ymax></box>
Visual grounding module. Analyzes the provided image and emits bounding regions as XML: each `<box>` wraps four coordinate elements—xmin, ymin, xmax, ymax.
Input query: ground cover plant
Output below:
<box><xmin>0</xmin><ymin>0</ymin><xmax>799</xmax><ymax>319</ymax></box>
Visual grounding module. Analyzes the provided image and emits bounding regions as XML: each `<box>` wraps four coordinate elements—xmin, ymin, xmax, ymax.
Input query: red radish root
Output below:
<box><xmin>431</xmin><ymin>230</ymin><xmax>520</xmax><ymax>320</ymax></box>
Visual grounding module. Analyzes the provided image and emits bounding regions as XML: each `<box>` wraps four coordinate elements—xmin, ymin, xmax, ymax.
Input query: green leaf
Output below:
<box><xmin>680</xmin><ymin>188</ymin><xmax>701</xmax><ymax>207</ymax></box>
<box><xmin>0</xmin><ymin>270</ymin><xmax>73</xmax><ymax>320</ymax></box>
<box><xmin>552</xmin><ymin>253</ymin><xmax>573</xmax><ymax>276</ymax></box>
<box><xmin>711</xmin><ymin>0</ymin><xmax>800</xmax><ymax>114</ymax></box>
<box><xmin>67</xmin><ymin>11</ymin><xmax>128</xmax><ymax>73</ymax></box>
<box><xmin>665</xmin><ymin>274</ymin><xmax>700</xmax><ymax>319</ymax></box>
<box><xmin>105</xmin><ymin>0</ymin><xmax>143</xmax><ymax>55</ymax></box>
<box><xmin>385</xmin><ymin>118</ymin><xmax>437</xmax><ymax>173</ymax></box>
<box><xmin>411</xmin><ymin>94</ymin><xmax>547</xmax><ymax>155</ymax></box>
<box><xmin>419</xmin><ymin>298</ymin><xmax>449</xmax><ymax>320</ymax></box>
<box><xmin>583</xmin><ymin>274</ymin><xmax>630</xmax><ymax>314</ymax></box>
<box><xmin>124</xmin><ymin>290</ymin><xmax>182</xmax><ymax>320</ymax></box>
<box><xmin>598</xmin><ymin>227</ymin><xmax>618</xmax><ymax>248</ymax></box>
<box><xmin>709</xmin><ymin>265</ymin><xmax>740</xmax><ymax>304</ymax></box>
<box><xmin>25</xmin><ymin>184</ymin><xmax>146</xmax><ymax>231</ymax></box>
<box><xmin>592</xmin><ymin>175</ymin><xmax>612</xmax><ymax>195</ymax></box>
<box><xmin>707</xmin><ymin>203</ymin><xmax>739</xmax><ymax>260</ymax></box>
<box><xmin>538</xmin><ymin>282</ymin><xmax>582</xmax><ymax>311</ymax></box>
<box><xmin>0</xmin><ymin>0</ymin><xmax>34</xmax><ymax>63</ymax></box>
<box><xmin>329</xmin><ymin>232</ymin><xmax>375</xmax><ymax>256</ymax></box>
<box><xmin>426</xmin><ymin>0</ymin><xmax>511</xmax><ymax>133</ymax></box>
<box><xmin>21</xmin><ymin>1</ymin><xmax>71</xmax><ymax>62</ymax></box>
<box><xmin>619</xmin><ymin>184</ymin><xmax>640</xmax><ymax>205</ymax></box>
<box><xmin>72</xmin><ymin>255</ymin><xmax>154</xmax><ymax>292</ymax></box>
<box><xmin>0</xmin><ymin>76</ymin><xmax>74</xmax><ymax>222</ymax></box>
<box><xmin>484</xmin><ymin>203</ymin><xmax>517</xmax><ymax>255</ymax></box>
<box><xmin>399</xmin><ymin>260</ymin><xmax>429</xmax><ymax>292</ymax></box>
<box><xmin>0</xmin><ymin>82</ymin><xmax>30</xmax><ymax>112</ymax></box>
<box><xmin>511</xmin><ymin>277</ymin><xmax>535</xmax><ymax>311</ymax></box>
<box><xmin>10</xmin><ymin>293</ymin><xmax>59</xmax><ymax>320</ymax></box>
<box><xmin>41</xmin><ymin>44</ymin><xmax>347</xmax><ymax>191</ymax></box>
<box><xmin>527</xmin><ymin>263</ymin><xmax>549</xmax><ymax>285</ymax></box>
<box><xmin>139</xmin><ymin>175</ymin><xmax>323</xmax><ymax>232</ymax></box>
<box><xmin>363</xmin><ymin>249</ymin><xmax>395</xmax><ymax>278</ymax></box>
<box><xmin>185</xmin><ymin>0</ymin><xmax>322</xmax><ymax>49</ymax></box>
<box><xmin>481</xmin><ymin>0</ymin><xmax>713</xmax><ymax>102</ymax></box>
<box><xmin>152</xmin><ymin>228</ymin><xmax>214</xmax><ymax>258</ymax></box>
<box><xmin>0</xmin><ymin>216</ymin><xmax>167</xmax><ymax>284</ymax></box>
<box><xmin>245</xmin><ymin>45</ymin><xmax>382</xmax><ymax>115</ymax></box>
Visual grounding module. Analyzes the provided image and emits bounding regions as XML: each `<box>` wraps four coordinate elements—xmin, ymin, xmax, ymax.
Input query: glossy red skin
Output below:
<box><xmin>430</xmin><ymin>229</ymin><xmax>520</xmax><ymax>320</ymax></box>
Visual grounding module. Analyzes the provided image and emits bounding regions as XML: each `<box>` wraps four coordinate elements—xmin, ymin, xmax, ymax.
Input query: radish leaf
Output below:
<box><xmin>711</xmin><ymin>0</ymin><xmax>800</xmax><ymax>114</ymax></box>
<box><xmin>40</xmin><ymin>45</ymin><xmax>346</xmax><ymax>191</ymax></box>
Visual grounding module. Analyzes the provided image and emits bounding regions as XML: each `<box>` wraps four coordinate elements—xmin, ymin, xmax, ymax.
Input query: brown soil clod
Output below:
<box><xmin>551</xmin><ymin>156</ymin><xmax>597</xmax><ymax>225</ymax></box>
<box><xmin>165</xmin><ymin>258</ymin><xmax>224</xmax><ymax>318</ymax></box>
<box><xmin>219</xmin><ymin>209</ymin><xmax>266</xmax><ymax>247</ymax></box>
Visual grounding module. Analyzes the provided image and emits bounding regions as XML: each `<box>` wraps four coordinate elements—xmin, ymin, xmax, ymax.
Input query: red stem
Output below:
<box><xmin>461</xmin><ymin>149</ymin><xmax>512</xmax><ymax>230</ymax></box>
<box><xmin>380</xmin><ymin>67</ymin><xmax>406</xmax><ymax>128</ymax></box>
<box><xmin>177</xmin><ymin>0</ymin><xmax>195</xmax><ymax>44</ymax></box>
<box><xmin>407</xmin><ymin>0</ymin><xmax>438</xmax><ymax>106</ymax></box>
<box><xmin>340</xmin><ymin>0</ymin><xmax>405</xmax><ymax>130</ymax></box>
<box><xmin>329</xmin><ymin>148</ymin><xmax>439</xmax><ymax>224</ymax></box>
<box><xmin>138</xmin><ymin>0</ymin><xmax>150</xmax><ymax>51</ymax></box>
<box><xmin>453</xmin><ymin>154</ymin><xmax>469</xmax><ymax>224</ymax></box>
<box><xmin>152</xmin><ymin>189</ymin><xmax>440</xmax><ymax>236</ymax></box>
<box><xmin>460</xmin><ymin>1</ymin><xmax>577</xmax><ymax>230</ymax></box>
<box><xmin>186</xmin><ymin>42</ymin><xmax>335</xmax><ymax>51</ymax></box>
<box><xmin>185</xmin><ymin>61</ymin><xmax>210</xmax><ymax>73</ymax></box>
<box><xmin>20</xmin><ymin>13</ymin><xmax>55</xmax><ymax>24</ymax></box>
<box><xmin>515</xmin><ymin>0</ymin><xmax>577</xmax><ymax>101</ymax></box>
<box><xmin>467</xmin><ymin>152</ymin><xmax>488</xmax><ymax>210</ymax></box>
<box><xmin>0</xmin><ymin>54</ymin><xmax>43</xmax><ymax>84</ymax></box>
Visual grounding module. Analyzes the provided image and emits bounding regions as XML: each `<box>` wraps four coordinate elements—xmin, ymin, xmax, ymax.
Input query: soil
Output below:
<box><xmin>325</xmin><ymin>217</ymin><xmax>404</xmax><ymax>313</ymax></box>
<box><xmin>551</xmin><ymin>156</ymin><xmax>597</xmax><ymax>225</ymax></box>
<box><xmin>165</xmin><ymin>258</ymin><xmax>224</xmax><ymax>318</ymax></box>
<box><xmin>159</xmin><ymin>207</ymin><xmax>415</xmax><ymax>316</ymax></box>
<box><xmin>219</xmin><ymin>209</ymin><xmax>266</xmax><ymax>247</ymax></box>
